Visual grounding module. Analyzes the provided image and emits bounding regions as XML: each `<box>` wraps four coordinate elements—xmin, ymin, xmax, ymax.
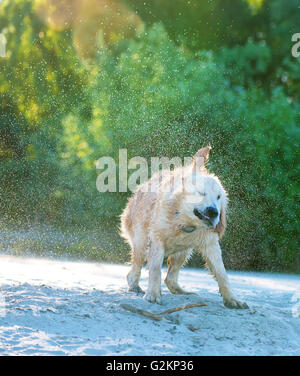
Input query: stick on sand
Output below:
<box><xmin>121</xmin><ymin>302</ymin><xmax>207</xmax><ymax>321</ymax></box>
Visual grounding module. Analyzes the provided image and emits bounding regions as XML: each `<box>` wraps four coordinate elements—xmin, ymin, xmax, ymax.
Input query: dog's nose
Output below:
<box><xmin>204</xmin><ymin>206</ymin><xmax>218</xmax><ymax>219</ymax></box>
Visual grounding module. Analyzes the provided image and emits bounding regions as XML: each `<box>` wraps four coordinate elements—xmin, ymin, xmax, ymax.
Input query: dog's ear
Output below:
<box><xmin>215</xmin><ymin>202</ymin><xmax>226</xmax><ymax>239</ymax></box>
<box><xmin>193</xmin><ymin>146</ymin><xmax>211</xmax><ymax>170</ymax></box>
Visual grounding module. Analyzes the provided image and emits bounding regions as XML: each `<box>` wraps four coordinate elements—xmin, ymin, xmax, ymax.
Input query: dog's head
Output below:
<box><xmin>174</xmin><ymin>146</ymin><xmax>227</xmax><ymax>238</ymax></box>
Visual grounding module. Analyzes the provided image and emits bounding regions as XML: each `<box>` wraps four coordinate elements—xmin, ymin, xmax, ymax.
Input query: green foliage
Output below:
<box><xmin>0</xmin><ymin>0</ymin><xmax>88</xmax><ymax>219</ymax></box>
<box><xmin>218</xmin><ymin>41</ymin><xmax>272</xmax><ymax>87</ymax></box>
<box><xmin>127</xmin><ymin>0</ymin><xmax>300</xmax><ymax>99</ymax></box>
<box><xmin>126</xmin><ymin>0</ymin><xmax>257</xmax><ymax>50</ymax></box>
<box><xmin>1</xmin><ymin>0</ymin><xmax>299</xmax><ymax>271</ymax></box>
<box><xmin>214</xmin><ymin>88</ymin><xmax>300</xmax><ymax>271</ymax></box>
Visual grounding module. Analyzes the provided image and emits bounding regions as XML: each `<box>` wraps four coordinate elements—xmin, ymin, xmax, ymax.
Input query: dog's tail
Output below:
<box><xmin>120</xmin><ymin>203</ymin><xmax>132</xmax><ymax>244</ymax></box>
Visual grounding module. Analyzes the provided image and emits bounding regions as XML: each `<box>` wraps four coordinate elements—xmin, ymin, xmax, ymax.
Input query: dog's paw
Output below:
<box><xmin>165</xmin><ymin>279</ymin><xmax>195</xmax><ymax>295</ymax></box>
<box><xmin>168</xmin><ymin>286</ymin><xmax>197</xmax><ymax>295</ymax></box>
<box><xmin>224</xmin><ymin>298</ymin><xmax>249</xmax><ymax>309</ymax></box>
<box><xmin>144</xmin><ymin>291</ymin><xmax>162</xmax><ymax>304</ymax></box>
<box><xmin>128</xmin><ymin>285</ymin><xmax>144</xmax><ymax>294</ymax></box>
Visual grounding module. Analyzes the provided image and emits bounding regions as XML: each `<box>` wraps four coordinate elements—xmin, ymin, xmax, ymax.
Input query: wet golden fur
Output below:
<box><xmin>121</xmin><ymin>146</ymin><xmax>248</xmax><ymax>308</ymax></box>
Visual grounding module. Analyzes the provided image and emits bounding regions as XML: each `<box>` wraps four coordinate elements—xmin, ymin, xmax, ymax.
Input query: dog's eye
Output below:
<box><xmin>217</xmin><ymin>194</ymin><xmax>221</xmax><ymax>200</ymax></box>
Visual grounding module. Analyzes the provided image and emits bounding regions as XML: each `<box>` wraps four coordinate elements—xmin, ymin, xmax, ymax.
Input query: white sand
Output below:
<box><xmin>0</xmin><ymin>255</ymin><xmax>299</xmax><ymax>355</ymax></box>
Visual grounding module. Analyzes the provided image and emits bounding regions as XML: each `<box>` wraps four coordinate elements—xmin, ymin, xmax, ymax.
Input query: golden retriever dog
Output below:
<box><xmin>121</xmin><ymin>146</ymin><xmax>248</xmax><ymax>309</ymax></box>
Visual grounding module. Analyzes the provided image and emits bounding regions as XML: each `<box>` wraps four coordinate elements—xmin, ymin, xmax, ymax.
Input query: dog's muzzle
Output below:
<box><xmin>193</xmin><ymin>206</ymin><xmax>218</xmax><ymax>227</ymax></box>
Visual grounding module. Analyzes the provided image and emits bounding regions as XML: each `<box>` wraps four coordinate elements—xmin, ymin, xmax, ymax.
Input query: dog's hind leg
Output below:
<box><xmin>127</xmin><ymin>233</ymin><xmax>147</xmax><ymax>294</ymax></box>
<box><xmin>165</xmin><ymin>249</ymin><xmax>195</xmax><ymax>294</ymax></box>
<box><xmin>127</xmin><ymin>252</ymin><xmax>145</xmax><ymax>294</ymax></box>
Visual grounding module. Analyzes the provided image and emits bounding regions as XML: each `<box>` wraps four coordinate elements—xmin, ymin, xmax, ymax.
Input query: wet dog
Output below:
<box><xmin>121</xmin><ymin>146</ymin><xmax>248</xmax><ymax>308</ymax></box>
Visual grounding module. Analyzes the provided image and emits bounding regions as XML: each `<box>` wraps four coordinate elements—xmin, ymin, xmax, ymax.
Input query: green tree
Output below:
<box><xmin>0</xmin><ymin>0</ymin><xmax>88</xmax><ymax>219</ymax></box>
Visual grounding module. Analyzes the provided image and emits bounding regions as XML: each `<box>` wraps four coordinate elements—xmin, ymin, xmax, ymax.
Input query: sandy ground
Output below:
<box><xmin>0</xmin><ymin>254</ymin><xmax>299</xmax><ymax>356</ymax></box>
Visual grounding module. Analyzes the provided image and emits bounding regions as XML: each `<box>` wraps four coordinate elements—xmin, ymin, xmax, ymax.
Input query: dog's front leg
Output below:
<box><xmin>144</xmin><ymin>237</ymin><xmax>164</xmax><ymax>304</ymax></box>
<box><xmin>202</xmin><ymin>233</ymin><xmax>248</xmax><ymax>309</ymax></box>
